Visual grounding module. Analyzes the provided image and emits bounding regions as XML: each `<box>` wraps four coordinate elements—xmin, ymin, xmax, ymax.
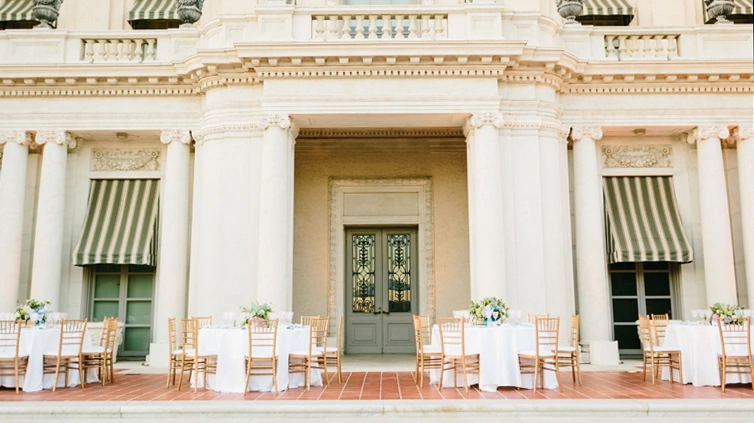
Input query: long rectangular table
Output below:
<box><xmin>429</xmin><ymin>323</ymin><xmax>558</xmax><ymax>391</ymax></box>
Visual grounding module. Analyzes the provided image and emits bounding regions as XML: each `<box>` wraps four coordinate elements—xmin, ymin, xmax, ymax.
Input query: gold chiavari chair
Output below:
<box><xmin>289</xmin><ymin>316</ymin><xmax>329</xmax><ymax>390</ymax></box>
<box><xmin>651</xmin><ymin>314</ymin><xmax>670</xmax><ymax>345</ymax></box>
<box><xmin>717</xmin><ymin>316</ymin><xmax>753</xmax><ymax>393</ymax></box>
<box><xmin>638</xmin><ymin>315</ymin><xmax>682</xmax><ymax>385</ymax></box>
<box><xmin>82</xmin><ymin>318</ymin><xmax>113</xmax><ymax>386</ymax></box>
<box><xmin>300</xmin><ymin>315</ymin><xmax>320</xmax><ymax>326</ymax></box>
<box><xmin>518</xmin><ymin>317</ymin><xmax>563</xmax><ymax>394</ymax></box>
<box><xmin>527</xmin><ymin>313</ymin><xmax>549</xmax><ymax>324</ymax></box>
<box><xmin>166</xmin><ymin>317</ymin><xmax>182</xmax><ymax>388</ymax></box>
<box><xmin>244</xmin><ymin>318</ymin><xmax>279</xmax><ymax>395</ymax></box>
<box><xmin>324</xmin><ymin>316</ymin><xmax>343</xmax><ymax>384</ymax></box>
<box><xmin>192</xmin><ymin>316</ymin><xmax>213</xmax><ymax>328</ymax></box>
<box><xmin>0</xmin><ymin>320</ymin><xmax>28</xmax><ymax>393</ymax></box>
<box><xmin>437</xmin><ymin>317</ymin><xmax>479</xmax><ymax>393</ymax></box>
<box><xmin>557</xmin><ymin>315</ymin><xmax>582</xmax><ymax>386</ymax></box>
<box><xmin>43</xmin><ymin>318</ymin><xmax>88</xmax><ymax>392</ymax></box>
<box><xmin>413</xmin><ymin>315</ymin><xmax>442</xmax><ymax>388</ymax></box>
<box><xmin>103</xmin><ymin>317</ymin><xmax>118</xmax><ymax>383</ymax></box>
<box><xmin>177</xmin><ymin>318</ymin><xmax>218</xmax><ymax>393</ymax></box>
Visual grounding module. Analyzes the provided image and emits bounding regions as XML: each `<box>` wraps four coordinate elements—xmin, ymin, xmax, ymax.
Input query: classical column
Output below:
<box><xmin>29</xmin><ymin>131</ymin><xmax>74</xmax><ymax>310</ymax></box>
<box><xmin>571</xmin><ymin>126</ymin><xmax>617</xmax><ymax>364</ymax></box>
<box><xmin>154</xmin><ymin>130</ymin><xmax>191</xmax><ymax>343</ymax></box>
<box><xmin>734</xmin><ymin>126</ymin><xmax>754</xmax><ymax>308</ymax></box>
<box><xmin>257</xmin><ymin>114</ymin><xmax>295</xmax><ymax>311</ymax></box>
<box><xmin>0</xmin><ymin>131</ymin><xmax>30</xmax><ymax>312</ymax></box>
<box><xmin>465</xmin><ymin>113</ymin><xmax>506</xmax><ymax>301</ymax></box>
<box><xmin>690</xmin><ymin>126</ymin><xmax>738</xmax><ymax>304</ymax></box>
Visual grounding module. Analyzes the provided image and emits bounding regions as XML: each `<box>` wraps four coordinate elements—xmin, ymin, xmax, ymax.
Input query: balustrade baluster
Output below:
<box><xmin>83</xmin><ymin>40</ymin><xmax>94</xmax><ymax>63</ymax></box>
<box><xmin>145</xmin><ymin>39</ymin><xmax>156</xmax><ymax>61</ymax></box>
<box><xmin>355</xmin><ymin>15</ymin><xmax>365</xmax><ymax>39</ymax></box>
<box><xmin>133</xmin><ymin>39</ymin><xmax>145</xmax><ymax>63</ymax></box>
<box><xmin>315</xmin><ymin>16</ymin><xmax>325</xmax><ymax>41</ymax></box>
<box><xmin>381</xmin><ymin>15</ymin><xmax>392</xmax><ymax>39</ymax></box>
<box><xmin>629</xmin><ymin>35</ymin><xmax>641</xmax><ymax>58</ymax></box>
<box><xmin>394</xmin><ymin>15</ymin><xmax>405</xmax><ymax>39</ymax></box>
<box><xmin>642</xmin><ymin>35</ymin><xmax>654</xmax><ymax>57</ymax></box>
<box><xmin>107</xmin><ymin>40</ymin><xmax>118</xmax><ymax>61</ymax></box>
<box><xmin>407</xmin><ymin>15</ymin><xmax>418</xmax><ymax>39</ymax></box>
<box><xmin>421</xmin><ymin>15</ymin><xmax>431</xmax><ymax>39</ymax></box>
<box><xmin>328</xmin><ymin>16</ymin><xmax>339</xmax><ymax>41</ymax></box>
<box><xmin>434</xmin><ymin>15</ymin><xmax>445</xmax><ymax>39</ymax></box>
<box><xmin>667</xmin><ymin>35</ymin><xmax>679</xmax><ymax>59</ymax></box>
<box><xmin>368</xmin><ymin>15</ymin><xmax>378</xmax><ymax>39</ymax></box>
<box><xmin>341</xmin><ymin>15</ymin><xmax>352</xmax><ymax>39</ymax></box>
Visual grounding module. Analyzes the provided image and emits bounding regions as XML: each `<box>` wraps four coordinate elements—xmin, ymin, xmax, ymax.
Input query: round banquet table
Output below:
<box><xmin>662</xmin><ymin>323</ymin><xmax>753</xmax><ymax>387</ymax></box>
<box><xmin>429</xmin><ymin>323</ymin><xmax>558</xmax><ymax>391</ymax></box>
<box><xmin>195</xmin><ymin>326</ymin><xmax>323</xmax><ymax>393</ymax></box>
<box><xmin>0</xmin><ymin>327</ymin><xmax>97</xmax><ymax>392</ymax></box>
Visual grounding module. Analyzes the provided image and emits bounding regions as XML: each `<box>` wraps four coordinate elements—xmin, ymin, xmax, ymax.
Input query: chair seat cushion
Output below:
<box><xmin>43</xmin><ymin>348</ymin><xmax>80</xmax><ymax>357</ymax></box>
<box><xmin>83</xmin><ymin>346</ymin><xmax>105</xmax><ymax>354</ymax></box>
<box><xmin>289</xmin><ymin>348</ymin><xmax>323</xmax><ymax>356</ymax></box>
<box><xmin>172</xmin><ymin>349</ymin><xmax>186</xmax><ymax>355</ymax></box>
<box><xmin>720</xmin><ymin>351</ymin><xmax>753</xmax><ymax>358</ymax></box>
<box><xmin>519</xmin><ymin>349</ymin><xmax>556</xmax><ymax>357</ymax></box>
<box><xmin>645</xmin><ymin>346</ymin><xmax>680</xmax><ymax>353</ymax></box>
<box><xmin>421</xmin><ymin>345</ymin><xmax>442</xmax><ymax>354</ymax></box>
<box><xmin>558</xmin><ymin>346</ymin><xmax>577</xmax><ymax>353</ymax></box>
<box><xmin>325</xmin><ymin>346</ymin><xmax>340</xmax><ymax>353</ymax></box>
<box><xmin>0</xmin><ymin>351</ymin><xmax>29</xmax><ymax>359</ymax></box>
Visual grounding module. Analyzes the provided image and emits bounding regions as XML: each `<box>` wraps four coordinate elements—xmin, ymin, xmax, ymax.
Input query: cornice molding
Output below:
<box><xmin>297</xmin><ymin>127</ymin><xmax>465</xmax><ymax>138</ymax></box>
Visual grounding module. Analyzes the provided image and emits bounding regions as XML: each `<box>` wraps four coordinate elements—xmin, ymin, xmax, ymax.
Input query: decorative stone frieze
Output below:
<box><xmin>90</xmin><ymin>148</ymin><xmax>161</xmax><ymax>172</ymax></box>
<box><xmin>602</xmin><ymin>145</ymin><xmax>673</xmax><ymax>169</ymax></box>
<box><xmin>688</xmin><ymin>125</ymin><xmax>730</xmax><ymax>144</ymax></box>
<box><xmin>570</xmin><ymin>127</ymin><xmax>603</xmax><ymax>141</ymax></box>
<box><xmin>160</xmin><ymin>130</ymin><xmax>192</xmax><ymax>145</ymax></box>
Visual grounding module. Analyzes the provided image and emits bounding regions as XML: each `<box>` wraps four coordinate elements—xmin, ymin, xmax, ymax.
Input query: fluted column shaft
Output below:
<box><xmin>466</xmin><ymin>114</ymin><xmax>506</xmax><ymax>301</ymax></box>
<box><xmin>734</xmin><ymin>126</ymin><xmax>754</xmax><ymax>308</ymax></box>
<box><xmin>257</xmin><ymin>115</ymin><xmax>295</xmax><ymax>311</ymax></box>
<box><xmin>692</xmin><ymin>125</ymin><xmax>738</xmax><ymax>304</ymax></box>
<box><xmin>154</xmin><ymin>130</ymin><xmax>191</xmax><ymax>342</ymax></box>
<box><xmin>0</xmin><ymin>131</ymin><xmax>30</xmax><ymax>312</ymax></box>
<box><xmin>29</xmin><ymin>131</ymin><xmax>73</xmax><ymax>310</ymax></box>
<box><xmin>571</xmin><ymin>127</ymin><xmax>612</xmax><ymax>346</ymax></box>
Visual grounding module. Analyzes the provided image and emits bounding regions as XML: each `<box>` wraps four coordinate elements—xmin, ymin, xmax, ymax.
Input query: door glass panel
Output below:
<box><xmin>94</xmin><ymin>274</ymin><xmax>120</xmax><ymax>298</ymax></box>
<box><xmin>127</xmin><ymin>274</ymin><xmax>154</xmax><ymax>298</ymax></box>
<box><xmin>92</xmin><ymin>301</ymin><xmax>119</xmax><ymax>322</ymax></box>
<box><xmin>644</xmin><ymin>273</ymin><xmax>671</xmax><ymax>296</ymax></box>
<box><xmin>646</xmin><ymin>299</ymin><xmax>672</xmax><ymax>316</ymax></box>
<box><xmin>614</xmin><ymin>325</ymin><xmax>642</xmax><ymax>350</ymax></box>
<box><xmin>643</xmin><ymin>262</ymin><xmax>669</xmax><ymax>271</ymax></box>
<box><xmin>123</xmin><ymin>327</ymin><xmax>150</xmax><ymax>352</ymax></box>
<box><xmin>610</xmin><ymin>272</ymin><xmax>637</xmax><ymax>296</ymax></box>
<box><xmin>612</xmin><ymin>299</ymin><xmax>639</xmax><ymax>322</ymax></box>
<box><xmin>352</xmin><ymin>234</ymin><xmax>376</xmax><ymax>313</ymax></box>
<box><xmin>387</xmin><ymin>234</ymin><xmax>411</xmax><ymax>313</ymax></box>
<box><xmin>126</xmin><ymin>301</ymin><xmax>152</xmax><ymax>325</ymax></box>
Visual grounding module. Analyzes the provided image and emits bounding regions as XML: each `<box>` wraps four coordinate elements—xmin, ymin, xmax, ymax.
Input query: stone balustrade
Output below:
<box><xmin>82</xmin><ymin>38</ymin><xmax>158</xmax><ymax>63</ymax></box>
<box><xmin>603</xmin><ymin>32</ymin><xmax>681</xmax><ymax>61</ymax></box>
<box><xmin>310</xmin><ymin>10</ymin><xmax>449</xmax><ymax>41</ymax></box>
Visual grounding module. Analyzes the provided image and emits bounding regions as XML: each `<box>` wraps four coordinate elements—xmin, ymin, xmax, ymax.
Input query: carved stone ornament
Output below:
<box><xmin>259</xmin><ymin>114</ymin><xmax>292</xmax><ymax>130</ymax></box>
<box><xmin>705</xmin><ymin>0</ymin><xmax>735</xmax><ymax>24</ymax></box>
<box><xmin>160</xmin><ymin>130</ymin><xmax>192</xmax><ymax>145</ymax></box>
<box><xmin>176</xmin><ymin>0</ymin><xmax>203</xmax><ymax>27</ymax></box>
<box><xmin>602</xmin><ymin>145</ymin><xmax>673</xmax><ymax>169</ymax></box>
<box><xmin>733</xmin><ymin>125</ymin><xmax>753</xmax><ymax>142</ymax></box>
<box><xmin>0</xmin><ymin>131</ymin><xmax>31</xmax><ymax>146</ymax></box>
<box><xmin>35</xmin><ymin>130</ymin><xmax>74</xmax><ymax>148</ymax></box>
<box><xmin>32</xmin><ymin>0</ymin><xmax>63</xmax><ymax>29</ymax></box>
<box><xmin>91</xmin><ymin>148</ymin><xmax>161</xmax><ymax>172</ymax></box>
<box><xmin>570</xmin><ymin>127</ymin><xmax>603</xmax><ymax>141</ymax></box>
<box><xmin>469</xmin><ymin>113</ymin><xmax>505</xmax><ymax>129</ymax></box>
<box><xmin>689</xmin><ymin>125</ymin><xmax>730</xmax><ymax>143</ymax></box>
<box><xmin>557</xmin><ymin>0</ymin><xmax>584</xmax><ymax>25</ymax></box>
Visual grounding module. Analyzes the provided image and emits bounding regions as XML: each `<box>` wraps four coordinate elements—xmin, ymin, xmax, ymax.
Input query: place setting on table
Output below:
<box><xmin>175</xmin><ymin>302</ymin><xmax>327</xmax><ymax>394</ymax></box>
<box><xmin>422</xmin><ymin>297</ymin><xmax>580</xmax><ymax>393</ymax></box>
<box><xmin>657</xmin><ymin>303</ymin><xmax>754</xmax><ymax>389</ymax></box>
<box><xmin>0</xmin><ymin>299</ymin><xmax>108</xmax><ymax>393</ymax></box>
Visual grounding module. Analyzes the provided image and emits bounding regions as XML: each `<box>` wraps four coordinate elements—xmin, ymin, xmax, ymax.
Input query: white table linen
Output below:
<box><xmin>0</xmin><ymin>327</ymin><xmax>97</xmax><ymax>392</ymax></box>
<box><xmin>195</xmin><ymin>326</ymin><xmax>323</xmax><ymax>393</ymax></box>
<box><xmin>429</xmin><ymin>324</ymin><xmax>558</xmax><ymax>391</ymax></box>
<box><xmin>662</xmin><ymin>323</ymin><xmax>753</xmax><ymax>387</ymax></box>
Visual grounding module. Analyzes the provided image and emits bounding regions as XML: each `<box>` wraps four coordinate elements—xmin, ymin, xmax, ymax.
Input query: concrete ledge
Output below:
<box><xmin>1</xmin><ymin>400</ymin><xmax>753</xmax><ymax>422</ymax></box>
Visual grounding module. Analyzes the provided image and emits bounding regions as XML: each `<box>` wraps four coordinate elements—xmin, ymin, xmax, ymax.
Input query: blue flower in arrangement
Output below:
<box><xmin>469</xmin><ymin>297</ymin><xmax>509</xmax><ymax>324</ymax></box>
<box><xmin>240</xmin><ymin>301</ymin><xmax>273</xmax><ymax>320</ymax></box>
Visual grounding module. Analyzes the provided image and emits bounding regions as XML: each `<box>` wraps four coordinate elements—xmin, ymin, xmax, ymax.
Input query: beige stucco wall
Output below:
<box><xmin>293</xmin><ymin>149</ymin><xmax>470</xmax><ymax>320</ymax></box>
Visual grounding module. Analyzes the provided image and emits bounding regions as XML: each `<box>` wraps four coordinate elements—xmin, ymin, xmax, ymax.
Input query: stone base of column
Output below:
<box><xmin>580</xmin><ymin>341</ymin><xmax>620</xmax><ymax>365</ymax></box>
<box><xmin>148</xmin><ymin>342</ymin><xmax>170</xmax><ymax>369</ymax></box>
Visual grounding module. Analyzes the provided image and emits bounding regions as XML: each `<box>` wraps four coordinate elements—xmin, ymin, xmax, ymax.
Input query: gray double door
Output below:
<box><xmin>346</xmin><ymin>228</ymin><xmax>417</xmax><ymax>354</ymax></box>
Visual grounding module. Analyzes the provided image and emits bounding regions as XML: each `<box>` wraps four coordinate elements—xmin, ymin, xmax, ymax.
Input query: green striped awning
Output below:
<box><xmin>583</xmin><ymin>0</ymin><xmax>634</xmax><ymax>16</ymax></box>
<box><xmin>603</xmin><ymin>177</ymin><xmax>693</xmax><ymax>264</ymax></box>
<box><xmin>129</xmin><ymin>0</ymin><xmax>178</xmax><ymax>21</ymax></box>
<box><xmin>704</xmin><ymin>0</ymin><xmax>753</xmax><ymax>22</ymax></box>
<box><xmin>0</xmin><ymin>0</ymin><xmax>35</xmax><ymax>22</ymax></box>
<box><xmin>73</xmin><ymin>179</ymin><xmax>160</xmax><ymax>267</ymax></box>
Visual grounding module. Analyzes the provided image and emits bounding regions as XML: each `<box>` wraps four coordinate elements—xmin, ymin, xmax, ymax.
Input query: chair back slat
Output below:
<box><xmin>168</xmin><ymin>317</ymin><xmax>177</xmax><ymax>351</ymax></box>
<box><xmin>248</xmin><ymin>319</ymin><xmax>278</xmax><ymax>358</ymax></box>
<box><xmin>569</xmin><ymin>315</ymin><xmax>580</xmax><ymax>348</ymax></box>
<box><xmin>718</xmin><ymin>316</ymin><xmax>752</xmax><ymax>355</ymax></box>
<box><xmin>105</xmin><ymin>318</ymin><xmax>118</xmax><ymax>351</ymax></box>
<box><xmin>181</xmin><ymin>318</ymin><xmax>198</xmax><ymax>353</ymax></box>
<box><xmin>192</xmin><ymin>316</ymin><xmax>212</xmax><ymax>328</ymax></box>
<box><xmin>309</xmin><ymin>317</ymin><xmax>329</xmax><ymax>353</ymax></box>
<box><xmin>535</xmin><ymin>317</ymin><xmax>560</xmax><ymax>353</ymax></box>
<box><xmin>437</xmin><ymin>317</ymin><xmax>465</xmax><ymax>356</ymax></box>
<box><xmin>300</xmin><ymin>315</ymin><xmax>320</xmax><ymax>326</ymax></box>
<box><xmin>638</xmin><ymin>315</ymin><xmax>654</xmax><ymax>352</ymax></box>
<box><xmin>416</xmin><ymin>315</ymin><xmax>431</xmax><ymax>346</ymax></box>
<box><xmin>527</xmin><ymin>313</ymin><xmax>549</xmax><ymax>324</ymax></box>
<box><xmin>0</xmin><ymin>320</ymin><xmax>22</xmax><ymax>356</ymax></box>
<box><xmin>59</xmin><ymin>319</ymin><xmax>88</xmax><ymax>354</ymax></box>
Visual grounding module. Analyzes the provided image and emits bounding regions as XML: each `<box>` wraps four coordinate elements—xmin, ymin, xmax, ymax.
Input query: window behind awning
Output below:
<box><xmin>603</xmin><ymin>176</ymin><xmax>693</xmax><ymax>264</ymax></box>
<box><xmin>73</xmin><ymin>179</ymin><xmax>160</xmax><ymax>267</ymax></box>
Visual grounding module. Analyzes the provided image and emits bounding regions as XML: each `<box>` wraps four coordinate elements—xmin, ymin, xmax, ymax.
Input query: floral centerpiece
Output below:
<box><xmin>710</xmin><ymin>302</ymin><xmax>744</xmax><ymax>324</ymax></box>
<box><xmin>469</xmin><ymin>297</ymin><xmax>508</xmax><ymax>325</ymax></box>
<box><xmin>15</xmin><ymin>299</ymin><xmax>51</xmax><ymax>324</ymax></box>
<box><xmin>240</xmin><ymin>301</ymin><xmax>273</xmax><ymax>321</ymax></box>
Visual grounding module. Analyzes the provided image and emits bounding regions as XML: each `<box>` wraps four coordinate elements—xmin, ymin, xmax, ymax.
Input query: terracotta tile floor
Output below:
<box><xmin>1</xmin><ymin>371</ymin><xmax>752</xmax><ymax>401</ymax></box>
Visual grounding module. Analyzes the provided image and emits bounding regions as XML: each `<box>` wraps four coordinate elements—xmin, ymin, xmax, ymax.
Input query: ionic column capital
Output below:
<box><xmin>0</xmin><ymin>131</ymin><xmax>32</xmax><ymax>146</ymax></box>
<box><xmin>259</xmin><ymin>114</ymin><xmax>291</xmax><ymax>130</ymax></box>
<box><xmin>733</xmin><ymin>125</ymin><xmax>754</xmax><ymax>142</ymax></box>
<box><xmin>468</xmin><ymin>113</ymin><xmax>505</xmax><ymax>130</ymax></box>
<box><xmin>35</xmin><ymin>130</ymin><xmax>75</xmax><ymax>148</ymax></box>
<box><xmin>160</xmin><ymin>130</ymin><xmax>192</xmax><ymax>145</ymax></box>
<box><xmin>570</xmin><ymin>127</ymin><xmax>603</xmax><ymax>142</ymax></box>
<box><xmin>689</xmin><ymin>125</ymin><xmax>730</xmax><ymax>144</ymax></box>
